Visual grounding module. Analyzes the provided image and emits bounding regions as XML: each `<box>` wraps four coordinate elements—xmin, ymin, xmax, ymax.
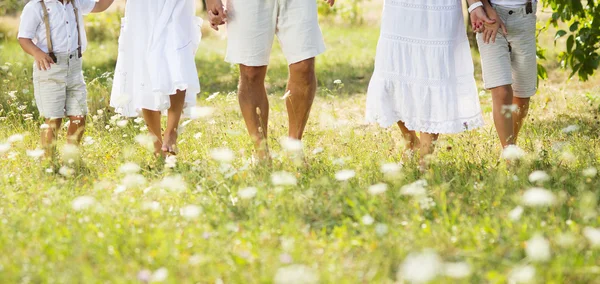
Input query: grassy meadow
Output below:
<box><xmin>1</xmin><ymin>1</ymin><xmax>600</xmax><ymax>283</ymax></box>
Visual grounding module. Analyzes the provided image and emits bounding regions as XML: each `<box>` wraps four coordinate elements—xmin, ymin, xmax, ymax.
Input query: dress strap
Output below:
<box><xmin>39</xmin><ymin>0</ymin><xmax>56</xmax><ymax>62</ymax></box>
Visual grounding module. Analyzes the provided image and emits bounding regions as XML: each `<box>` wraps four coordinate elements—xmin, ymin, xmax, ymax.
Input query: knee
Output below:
<box><xmin>290</xmin><ymin>59</ymin><xmax>316</xmax><ymax>78</ymax></box>
<box><xmin>492</xmin><ymin>85</ymin><xmax>513</xmax><ymax>103</ymax></box>
<box><xmin>239</xmin><ymin>66</ymin><xmax>266</xmax><ymax>84</ymax></box>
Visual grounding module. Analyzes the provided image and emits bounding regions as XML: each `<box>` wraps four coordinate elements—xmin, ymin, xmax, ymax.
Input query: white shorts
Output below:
<box><xmin>33</xmin><ymin>51</ymin><xmax>88</xmax><ymax>119</ymax></box>
<box><xmin>476</xmin><ymin>4</ymin><xmax>537</xmax><ymax>98</ymax></box>
<box><xmin>225</xmin><ymin>0</ymin><xmax>326</xmax><ymax>66</ymax></box>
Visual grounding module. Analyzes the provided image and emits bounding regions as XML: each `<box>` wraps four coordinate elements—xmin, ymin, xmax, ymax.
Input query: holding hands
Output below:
<box><xmin>468</xmin><ymin>0</ymin><xmax>508</xmax><ymax>44</ymax></box>
<box><xmin>207</xmin><ymin>0</ymin><xmax>227</xmax><ymax>31</ymax></box>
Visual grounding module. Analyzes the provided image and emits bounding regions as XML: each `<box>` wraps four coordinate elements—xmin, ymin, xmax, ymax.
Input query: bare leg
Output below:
<box><xmin>512</xmin><ymin>97</ymin><xmax>530</xmax><ymax>145</ymax></box>
<box><xmin>397</xmin><ymin>120</ymin><xmax>420</xmax><ymax>153</ymax></box>
<box><xmin>491</xmin><ymin>85</ymin><xmax>514</xmax><ymax>148</ymax></box>
<box><xmin>66</xmin><ymin>115</ymin><xmax>86</xmax><ymax>144</ymax></box>
<box><xmin>286</xmin><ymin>58</ymin><xmax>317</xmax><ymax>140</ymax></box>
<box><xmin>419</xmin><ymin>132</ymin><xmax>439</xmax><ymax>169</ymax></box>
<box><xmin>238</xmin><ymin>65</ymin><xmax>270</xmax><ymax>159</ymax></box>
<box><xmin>42</xmin><ymin>118</ymin><xmax>62</xmax><ymax>158</ymax></box>
<box><xmin>142</xmin><ymin>109</ymin><xmax>163</xmax><ymax>156</ymax></box>
<box><xmin>163</xmin><ymin>89</ymin><xmax>186</xmax><ymax>155</ymax></box>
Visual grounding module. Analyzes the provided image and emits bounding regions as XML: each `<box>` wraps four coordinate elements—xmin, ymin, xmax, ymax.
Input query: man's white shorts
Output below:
<box><xmin>225</xmin><ymin>0</ymin><xmax>326</xmax><ymax>66</ymax></box>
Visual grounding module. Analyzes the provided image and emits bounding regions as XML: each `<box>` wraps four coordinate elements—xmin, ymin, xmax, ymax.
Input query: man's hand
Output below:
<box><xmin>324</xmin><ymin>0</ymin><xmax>335</xmax><ymax>7</ymax></box>
<box><xmin>207</xmin><ymin>0</ymin><xmax>227</xmax><ymax>31</ymax></box>
<box><xmin>470</xmin><ymin>6</ymin><xmax>495</xmax><ymax>33</ymax></box>
<box><xmin>33</xmin><ymin>50</ymin><xmax>54</xmax><ymax>71</ymax></box>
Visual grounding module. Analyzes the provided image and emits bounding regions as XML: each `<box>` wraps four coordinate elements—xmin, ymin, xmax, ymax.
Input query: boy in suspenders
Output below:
<box><xmin>17</xmin><ymin>0</ymin><xmax>113</xmax><ymax>158</ymax></box>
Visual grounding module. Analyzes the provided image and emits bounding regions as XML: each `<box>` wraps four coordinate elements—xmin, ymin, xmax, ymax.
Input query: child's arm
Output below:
<box><xmin>90</xmin><ymin>0</ymin><xmax>115</xmax><ymax>13</ymax></box>
<box><xmin>18</xmin><ymin>38</ymin><xmax>55</xmax><ymax>71</ymax></box>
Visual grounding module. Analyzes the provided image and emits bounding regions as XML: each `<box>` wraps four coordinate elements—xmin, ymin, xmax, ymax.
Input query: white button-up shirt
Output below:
<box><xmin>18</xmin><ymin>0</ymin><xmax>97</xmax><ymax>54</ymax></box>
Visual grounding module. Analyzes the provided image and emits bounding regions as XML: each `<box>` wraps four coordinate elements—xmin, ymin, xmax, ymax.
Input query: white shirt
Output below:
<box><xmin>491</xmin><ymin>0</ymin><xmax>537</xmax><ymax>8</ymax></box>
<box><xmin>17</xmin><ymin>0</ymin><xmax>96</xmax><ymax>54</ymax></box>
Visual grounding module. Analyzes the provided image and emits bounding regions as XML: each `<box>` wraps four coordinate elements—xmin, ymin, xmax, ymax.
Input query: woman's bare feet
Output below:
<box><xmin>162</xmin><ymin>130</ymin><xmax>178</xmax><ymax>156</ymax></box>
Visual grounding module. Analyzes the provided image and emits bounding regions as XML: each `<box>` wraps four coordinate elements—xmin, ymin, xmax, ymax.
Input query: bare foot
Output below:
<box><xmin>162</xmin><ymin>130</ymin><xmax>178</xmax><ymax>156</ymax></box>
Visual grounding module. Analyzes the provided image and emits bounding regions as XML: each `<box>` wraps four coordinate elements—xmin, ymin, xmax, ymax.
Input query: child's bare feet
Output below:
<box><xmin>162</xmin><ymin>130</ymin><xmax>178</xmax><ymax>156</ymax></box>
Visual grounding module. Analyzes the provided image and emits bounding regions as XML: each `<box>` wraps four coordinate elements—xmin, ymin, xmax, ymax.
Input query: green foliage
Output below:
<box><xmin>0</xmin><ymin>0</ymin><xmax>22</xmax><ymax>16</ymax></box>
<box><xmin>543</xmin><ymin>0</ymin><xmax>600</xmax><ymax>81</ymax></box>
<box><xmin>318</xmin><ymin>0</ymin><xmax>369</xmax><ymax>25</ymax></box>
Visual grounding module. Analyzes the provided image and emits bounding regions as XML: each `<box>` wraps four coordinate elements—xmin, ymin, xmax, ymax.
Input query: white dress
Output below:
<box><xmin>110</xmin><ymin>0</ymin><xmax>203</xmax><ymax>117</ymax></box>
<box><xmin>366</xmin><ymin>0</ymin><xmax>484</xmax><ymax>134</ymax></box>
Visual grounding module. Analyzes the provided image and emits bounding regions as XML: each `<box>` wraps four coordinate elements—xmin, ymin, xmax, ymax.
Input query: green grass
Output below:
<box><xmin>1</xmin><ymin>10</ymin><xmax>600</xmax><ymax>283</ymax></box>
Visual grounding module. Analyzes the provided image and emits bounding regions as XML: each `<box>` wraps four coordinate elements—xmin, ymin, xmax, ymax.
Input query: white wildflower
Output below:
<box><xmin>135</xmin><ymin>134</ymin><xmax>157</xmax><ymax>150</ymax></box>
<box><xmin>562</xmin><ymin>125</ymin><xmax>579</xmax><ymax>133</ymax></box>
<box><xmin>180</xmin><ymin>205</ymin><xmax>203</xmax><ymax>219</ymax></box>
<box><xmin>61</xmin><ymin>144</ymin><xmax>80</xmax><ymax>161</ymax></box>
<box><xmin>83</xmin><ymin>137</ymin><xmax>95</xmax><ymax>146</ymax></box>
<box><xmin>368</xmin><ymin>183</ymin><xmax>388</xmax><ymax>195</ymax></box>
<box><xmin>280</xmin><ymin>137</ymin><xmax>303</xmax><ymax>152</ymax></box>
<box><xmin>158</xmin><ymin>175</ymin><xmax>187</xmax><ymax>192</ymax></box>
<box><xmin>114</xmin><ymin>185</ymin><xmax>127</xmax><ymax>194</ymax></box>
<box><xmin>508</xmin><ymin>265</ymin><xmax>535</xmax><ymax>283</ymax></box>
<box><xmin>582</xmin><ymin>167</ymin><xmax>598</xmax><ymax>178</ymax></box>
<box><xmin>443</xmin><ymin>262</ymin><xmax>472</xmax><ymax>279</ymax></box>
<box><xmin>525</xmin><ymin>234</ymin><xmax>551</xmax><ymax>262</ymax></box>
<box><xmin>7</xmin><ymin>134</ymin><xmax>24</xmax><ymax>144</ymax></box>
<box><xmin>122</xmin><ymin>174</ymin><xmax>147</xmax><ymax>188</ymax></box>
<box><xmin>528</xmin><ymin>171</ymin><xmax>550</xmax><ymax>183</ymax></box>
<box><xmin>190</xmin><ymin>106</ymin><xmax>215</xmax><ymax>119</ymax></box>
<box><xmin>116</xmin><ymin>120</ymin><xmax>128</xmax><ymax>128</ymax></box>
<box><xmin>72</xmin><ymin>196</ymin><xmax>96</xmax><ymax>211</ymax></box>
<box><xmin>26</xmin><ymin>149</ymin><xmax>45</xmax><ymax>159</ymax></box>
<box><xmin>362</xmin><ymin>214</ymin><xmax>374</xmax><ymax>225</ymax></box>
<box><xmin>522</xmin><ymin>187</ymin><xmax>556</xmax><ymax>207</ymax></box>
<box><xmin>142</xmin><ymin>201</ymin><xmax>161</xmax><ymax>211</ymax></box>
<box><xmin>381</xmin><ymin>162</ymin><xmax>402</xmax><ymax>176</ymax></box>
<box><xmin>375</xmin><ymin>223</ymin><xmax>388</xmax><ymax>236</ymax></box>
<box><xmin>583</xmin><ymin>227</ymin><xmax>600</xmax><ymax>247</ymax></box>
<box><xmin>312</xmin><ymin>147</ymin><xmax>324</xmax><ymax>155</ymax></box>
<box><xmin>274</xmin><ymin>265</ymin><xmax>318</xmax><ymax>284</ymax></box>
<box><xmin>58</xmin><ymin>166</ymin><xmax>75</xmax><ymax>177</ymax></box>
<box><xmin>40</xmin><ymin>124</ymin><xmax>49</xmax><ymax>130</ymax></box>
<box><xmin>119</xmin><ymin>162</ymin><xmax>141</xmax><ymax>174</ymax></box>
<box><xmin>165</xmin><ymin>155</ymin><xmax>177</xmax><ymax>169</ymax></box>
<box><xmin>400</xmin><ymin>180</ymin><xmax>428</xmax><ymax>197</ymax></box>
<box><xmin>335</xmin><ymin>169</ymin><xmax>355</xmax><ymax>181</ymax></box>
<box><xmin>0</xmin><ymin>143</ymin><xmax>10</xmax><ymax>153</ymax></box>
<box><xmin>398</xmin><ymin>250</ymin><xmax>443</xmax><ymax>283</ymax></box>
<box><xmin>238</xmin><ymin>187</ymin><xmax>258</xmax><ymax>200</ymax></box>
<box><xmin>508</xmin><ymin>206</ymin><xmax>524</xmax><ymax>221</ymax></box>
<box><xmin>501</xmin><ymin>145</ymin><xmax>526</xmax><ymax>161</ymax></box>
<box><xmin>210</xmin><ymin>148</ymin><xmax>235</xmax><ymax>163</ymax></box>
<box><xmin>333</xmin><ymin>79</ymin><xmax>342</xmax><ymax>84</ymax></box>
<box><xmin>271</xmin><ymin>171</ymin><xmax>297</xmax><ymax>186</ymax></box>
<box><xmin>151</xmin><ymin>267</ymin><xmax>168</xmax><ymax>282</ymax></box>
<box><xmin>560</xmin><ymin>151</ymin><xmax>576</xmax><ymax>163</ymax></box>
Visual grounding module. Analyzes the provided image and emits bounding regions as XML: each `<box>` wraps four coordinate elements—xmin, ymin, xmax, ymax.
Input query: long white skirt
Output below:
<box><xmin>110</xmin><ymin>0</ymin><xmax>202</xmax><ymax>117</ymax></box>
<box><xmin>366</xmin><ymin>0</ymin><xmax>484</xmax><ymax>134</ymax></box>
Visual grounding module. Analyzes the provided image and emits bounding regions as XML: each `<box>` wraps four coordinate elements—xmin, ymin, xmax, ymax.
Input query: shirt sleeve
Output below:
<box><xmin>78</xmin><ymin>0</ymin><xmax>98</xmax><ymax>15</ymax></box>
<box><xmin>17</xmin><ymin>4</ymin><xmax>42</xmax><ymax>40</ymax></box>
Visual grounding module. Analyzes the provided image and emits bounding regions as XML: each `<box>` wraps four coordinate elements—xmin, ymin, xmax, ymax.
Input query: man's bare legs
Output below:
<box><xmin>142</xmin><ymin>110</ymin><xmax>163</xmax><ymax>156</ymax></box>
<box><xmin>491</xmin><ymin>84</ymin><xmax>531</xmax><ymax>147</ymax></box>
<box><xmin>512</xmin><ymin>96</ymin><xmax>530</xmax><ymax>144</ymax></box>
<box><xmin>238</xmin><ymin>65</ymin><xmax>270</xmax><ymax>159</ymax></box>
<box><xmin>491</xmin><ymin>85</ymin><xmax>515</xmax><ymax>147</ymax></box>
<box><xmin>163</xmin><ymin>90</ymin><xmax>186</xmax><ymax>154</ymax></box>
<box><xmin>286</xmin><ymin>58</ymin><xmax>317</xmax><ymax>140</ymax></box>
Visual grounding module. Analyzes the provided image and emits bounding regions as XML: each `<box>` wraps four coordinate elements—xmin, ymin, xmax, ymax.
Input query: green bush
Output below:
<box><xmin>318</xmin><ymin>0</ymin><xmax>370</xmax><ymax>25</ymax></box>
<box><xmin>0</xmin><ymin>0</ymin><xmax>23</xmax><ymax>16</ymax></box>
<box><xmin>84</xmin><ymin>11</ymin><xmax>124</xmax><ymax>42</ymax></box>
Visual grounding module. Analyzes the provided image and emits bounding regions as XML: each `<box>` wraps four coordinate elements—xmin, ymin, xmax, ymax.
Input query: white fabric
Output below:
<box><xmin>110</xmin><ymin>0</ymin><xmax>202</xmax><ymax>117</ymax></box>
<box><xmin>365</xmin><ymin>0</ymin><xmax>484</xmax><ymax>134</ymax></box>
<box><xmin>225</xmin><ymin>0</ymin><xmax>326</xmax><ymax>66</ymax></box>
<box><xmin>18</xmin><ymin>0</ymin><xmax>96</xmax><ymax>54</ymax></box>
<box><xmin>490</xmin><ymin>0</ymin><xmax>537</xmax><ymax>8</ymax></box>
<box><xmin>477</xmin><ymin>3</ymin><xmax>537</xmax><ymax>98</ymax></box>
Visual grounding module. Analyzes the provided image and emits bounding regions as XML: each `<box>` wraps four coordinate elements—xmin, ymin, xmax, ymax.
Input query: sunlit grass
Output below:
<box><xmin>0</xmin><ymin>8</ymin><xmax>599</xmax><ymax>283</ymax></box>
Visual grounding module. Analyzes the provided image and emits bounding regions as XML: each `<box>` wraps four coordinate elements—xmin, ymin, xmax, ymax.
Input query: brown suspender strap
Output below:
<box><xmin>39</xmin><ymin>0</ymin><xmax>57</xmax><ymax>62</ymax></box>
<box><xmin>72</xmin><ymin>0</ymin><xmax>82</xmax><ymax>58</ymax></box>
